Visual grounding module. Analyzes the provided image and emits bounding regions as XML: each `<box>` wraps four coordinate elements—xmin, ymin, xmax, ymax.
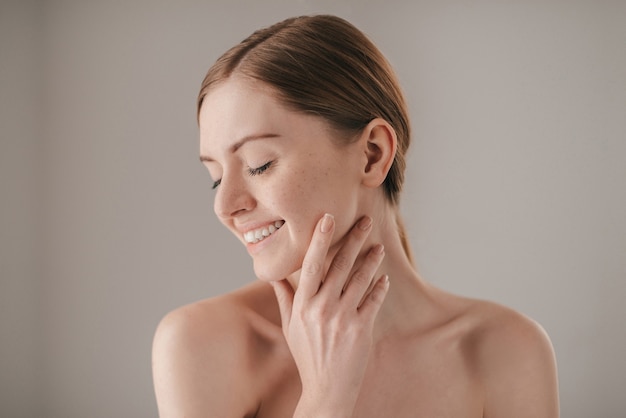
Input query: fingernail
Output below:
<box><xmin>358</xmin><ymin>216</ymin><xmax>372</xmax><ymax>231</ymax></box>
<box><xmin>321</xmin><ymin>213</ymin><xmax>334</xmax><ymax>233</ymax></box>
<box><xmin>373</xmin><ymin>244</ymin><xmax>385</xmax><ymax>254</ymax></box>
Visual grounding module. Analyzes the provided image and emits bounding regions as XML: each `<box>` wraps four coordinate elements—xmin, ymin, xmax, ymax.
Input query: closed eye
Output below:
<box><xmin>212</xmin><ymin>161</ymin><xmax>273</xmax><ymax>190</ymax></box>
<box><xmin>248</xmin><ymin>161</ymin><xmax>273</xmax><ymax>176</ymax></box>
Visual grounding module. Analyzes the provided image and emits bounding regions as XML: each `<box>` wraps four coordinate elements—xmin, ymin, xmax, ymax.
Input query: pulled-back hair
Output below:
<box><xmin>197</xmin><ymin>15</ymin><xmax>414</xmax><ymax>263</ymax></box>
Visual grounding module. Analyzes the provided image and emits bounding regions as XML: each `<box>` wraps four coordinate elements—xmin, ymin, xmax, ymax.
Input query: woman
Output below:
<box><xmin>152</xmin><ymin>15</ymin><xmax>559</xmax><ymax>417</ymax></box>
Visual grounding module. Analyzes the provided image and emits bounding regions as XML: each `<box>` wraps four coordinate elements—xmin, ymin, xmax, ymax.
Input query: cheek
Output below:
<box><xmin>268</xmin><ymin>168</ymin><xmax>328</xmax><ymax>241</ymax></box>
<box><xmin>271</xmin><ymin>159</ymin><xmax>359</xmax><ymax>225</ymax></box>
<box><xmin>275</xmin><ymin>164</ymin><xmax>327</xmax><ymax>211</ymax></box>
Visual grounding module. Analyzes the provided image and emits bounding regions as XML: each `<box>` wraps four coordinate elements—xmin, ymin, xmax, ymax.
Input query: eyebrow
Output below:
<box><xmin>199</xmin><ymin>133</ymin><xmax>281</xmax><ymax>162</ymax></box>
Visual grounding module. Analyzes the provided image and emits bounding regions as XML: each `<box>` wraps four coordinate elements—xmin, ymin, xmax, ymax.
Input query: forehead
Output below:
<box><xmin>200</xmin><ymin>77</ymin><xmax>277</xmax><ymax>132</ymax></box>
<box><xmin>198</xmin><ymin>77</ymin><xmax>335</xmax><ymax>157</ymax></box>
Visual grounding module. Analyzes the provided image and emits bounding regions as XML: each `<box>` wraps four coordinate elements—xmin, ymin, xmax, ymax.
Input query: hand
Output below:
<box><xmin>271</xmin><ymin>214</ymin><xmax>389</xmax><ymax>417</ymax></box>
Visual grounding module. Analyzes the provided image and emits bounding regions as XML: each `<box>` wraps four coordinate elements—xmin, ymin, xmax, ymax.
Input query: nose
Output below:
<box><xmin>214</xmin><ymin>173</ymin><xmax>256</xmax><ymax>220</ymax></box>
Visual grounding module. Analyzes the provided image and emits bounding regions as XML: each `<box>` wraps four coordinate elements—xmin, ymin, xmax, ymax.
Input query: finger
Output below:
<box><xmin>322</xmin><ymin>216</ymin><xmax>373</xmax><ymax>297</ymax></box>
<box><xmin>341</xmin><ymin>244</ymin><xmax>385</xmax><ymax>308</ymax></box>
<box><xmin>297</xmin><ymin>213</ymin><xmax>335</xmax><ymax>300</ymax></box>
<box><xmin>357</xmin><ymin>275</ymin><xmax>389</xmax><ymax>319</ymax></box>
<box><xmin>270</xmin><ymin>280</ymin><xmax>294</xmax><ymax>331</ymax></box>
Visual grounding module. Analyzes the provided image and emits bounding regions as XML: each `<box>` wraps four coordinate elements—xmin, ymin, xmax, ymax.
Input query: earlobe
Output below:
<box><xmin>361</xmin><ymin>118</ymin><xmax>397</xmax><ymax>188</ymax></box>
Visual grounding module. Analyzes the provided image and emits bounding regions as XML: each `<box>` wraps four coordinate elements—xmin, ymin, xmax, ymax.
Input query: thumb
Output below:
<box><xmin>270</xmin><ymin>279</ymin><xmax>294</xmax><ymax>331</ymax></box>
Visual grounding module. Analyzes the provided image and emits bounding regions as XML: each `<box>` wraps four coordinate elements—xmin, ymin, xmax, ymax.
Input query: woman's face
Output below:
<box><xmin>199</xmin><ymin>77</ymin><xmax>365</xmax><ymax>282</ymax></box>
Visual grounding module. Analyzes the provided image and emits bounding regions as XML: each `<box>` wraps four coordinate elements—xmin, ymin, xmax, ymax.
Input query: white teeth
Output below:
<box><xmin>244</xmin><ymin>221</ymin><xmax>284</xmax><ymax>243</ymax></box>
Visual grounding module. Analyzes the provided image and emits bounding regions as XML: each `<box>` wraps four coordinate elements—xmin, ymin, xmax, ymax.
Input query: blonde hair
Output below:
<box><xmin>198</xmin><ymin>15</ymin><xmax>414</xmax><ymax>264</ymax></box>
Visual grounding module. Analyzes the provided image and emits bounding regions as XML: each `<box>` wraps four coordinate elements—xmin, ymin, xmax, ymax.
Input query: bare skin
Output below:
<box><xmin>153</xmin><ymin>223</ymin><xmax>558</xmax><ymax>417</ymax></box>
<box><xmin>152</xmin><ymin>77</ymin><xmax>559</xmax><ymax>417</ymax></box>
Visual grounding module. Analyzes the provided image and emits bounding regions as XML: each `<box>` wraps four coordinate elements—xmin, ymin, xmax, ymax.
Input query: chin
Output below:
<box><xmin>252</xmin><ymin>256</ymin><xmax>302</xmax><ymax>282</ymax></box>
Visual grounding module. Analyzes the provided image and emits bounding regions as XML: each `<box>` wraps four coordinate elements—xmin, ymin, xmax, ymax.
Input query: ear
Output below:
<box><xmin>360</xmin><ymin>118</ymin><xmax>397</xmax><ymax>189</ymax></box>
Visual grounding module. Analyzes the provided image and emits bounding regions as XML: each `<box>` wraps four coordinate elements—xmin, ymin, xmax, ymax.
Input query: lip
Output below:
<box><xmin>237</xmin><ymin>219</ymin><xmax>284</xmax><ymax>235</ymax></box>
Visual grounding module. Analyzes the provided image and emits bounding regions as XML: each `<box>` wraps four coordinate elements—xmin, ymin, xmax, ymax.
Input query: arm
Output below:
<box><xmin>479</xmin><ymin>309</ymin><xmax>560</xmax><ymax>418</ymax></box>
<box><xmin>152</xmin><ymin>302</ymin><xmax>257</xmax><ymax>417</ymax></box>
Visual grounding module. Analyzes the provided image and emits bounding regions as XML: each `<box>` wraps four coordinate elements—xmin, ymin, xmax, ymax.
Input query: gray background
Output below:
<box><xmin>1</xmin><ymin>0</ymin><xmax>625</xmax><ymax>417</ymax></box>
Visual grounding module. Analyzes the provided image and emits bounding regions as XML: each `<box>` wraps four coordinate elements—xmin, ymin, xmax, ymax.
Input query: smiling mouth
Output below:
<box><xmin>243</xmin><ymin>220</ymin><xmax>285</xmax><ymax>244</ymax></box>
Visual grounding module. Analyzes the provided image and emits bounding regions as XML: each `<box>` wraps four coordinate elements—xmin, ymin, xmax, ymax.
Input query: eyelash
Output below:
<box><xmin>248</xmin><ymin>161</ymin><xmax>273</xmax><ymax>176</ymax></box>
<box><xmin>212</xmin><ymin>161</ymin><xmax>273</xmax><ymax>190</ymax></box>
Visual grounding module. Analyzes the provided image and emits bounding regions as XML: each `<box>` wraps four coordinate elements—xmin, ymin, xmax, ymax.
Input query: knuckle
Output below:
<box><xmin>299</xmin><ymin>307</ymin><xmax>315</xmax><ymax>324</ymax></box>
<box><xmin>326</xmin><ymin>309</ymin><xmax>348</xmax><ymax>325</ymax></box>
<box><xmin>308</xmin><ymin>301</ymin><xmax>331</xmax><ymax>320</ymax></box>
<box><xmin>341</xmin><ymin>320</ymin><xmax>366</xmax><ymax>338</ymax></box>
<box><xmin>331</xmin><ymin>253</ymin><xmax>351</xmax><ymax>272</ymax></box>
<box><xmin>350</xmin><ymin>270</ymin><xmax>370</xmax><ymax>287</ymax></box>
<box><xmin>302</xmin><ymin>259</ymin><xmax>322</xmax><ymax>276</ymax></box>
<box><xmin>368</xmin><ymin>285</ymin><xmax>387</xmax><ymax>305</ymax></box>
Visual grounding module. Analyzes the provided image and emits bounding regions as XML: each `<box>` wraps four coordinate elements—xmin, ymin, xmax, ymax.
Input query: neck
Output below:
<box><xmin>286</xmin><ymin>201</ymin><xmax>435</xmax><ymax>341</ymax></box>
<box><xmin>366</xmin><ymin>205</ymin><xmax>434</xmax><ymax>340</ymax></box>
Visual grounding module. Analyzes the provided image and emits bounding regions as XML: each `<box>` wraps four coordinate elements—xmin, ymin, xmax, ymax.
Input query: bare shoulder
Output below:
<box><xmin>152</xmin><ymin>281</ymin><xmax>281</xmax><ymax>417</ymax></box>
<box><xmin>462</xmin><ymin>298</ymin><xmax>559</xmax><ymax>417</ymax></box>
